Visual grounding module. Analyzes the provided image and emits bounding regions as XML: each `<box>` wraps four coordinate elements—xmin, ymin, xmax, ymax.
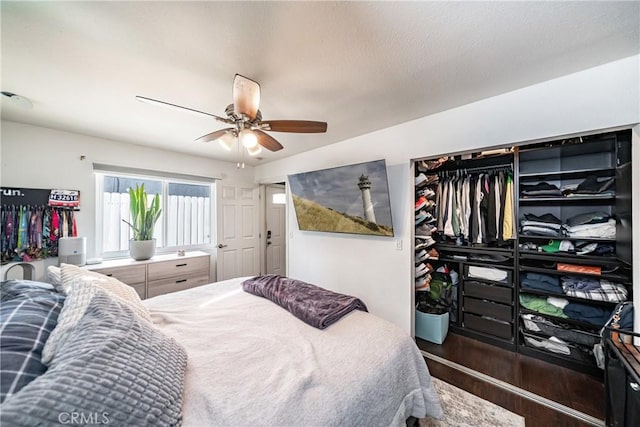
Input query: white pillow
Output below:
<box><xmin>42</xmin><ymin>264</ymin><xmax>153</xmax><ymax>366</ymax></box>
<box><xmin>46</xmin><ymin>266</ymin><xmax>62</xmax><ymax>289</ymax></box>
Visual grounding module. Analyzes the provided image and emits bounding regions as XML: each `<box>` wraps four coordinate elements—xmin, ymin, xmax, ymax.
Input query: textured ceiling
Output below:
<box><xmin>1</xmin><ymin>1</ymin><xmax>638</xmax><ymax>165</ymax></box>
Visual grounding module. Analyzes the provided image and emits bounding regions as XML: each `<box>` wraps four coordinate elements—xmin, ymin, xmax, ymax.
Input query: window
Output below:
<box><xmin>272</xmin><ymin>192</ymin><xmax>286</xmax><ymax>205</ymax></box>
<box><xmin>97</xmin><ymin>173</ymin><xmax>213</xmax><ymax>256</ymax></box>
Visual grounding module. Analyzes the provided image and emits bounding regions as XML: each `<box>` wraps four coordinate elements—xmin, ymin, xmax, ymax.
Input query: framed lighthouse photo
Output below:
<box><xmin>288</xmin><ymin>159</ymin><xmax>394</xmax><ymax>237</ymax></box>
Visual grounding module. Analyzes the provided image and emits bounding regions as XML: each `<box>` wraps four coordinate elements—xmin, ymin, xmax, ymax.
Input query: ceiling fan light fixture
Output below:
<box><xmin>217</xmin><ymin>131</ymin><xmax>236</xmax><ymax>151</ymax></box>
<box><xmin>246</xmin><ymin>144</ymin><xmax>262</xmax><ymax>156</ymax></box>
<box><xmin>239</xmin><ymin>128</ymin><xmax>258</xmax><ymax>149</ymax></box>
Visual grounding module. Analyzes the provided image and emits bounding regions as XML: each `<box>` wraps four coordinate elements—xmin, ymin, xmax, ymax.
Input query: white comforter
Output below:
<box><xmin>144</xmin><ymin>277</ymin><xmax>442</xmax><ymax>427</ymax></box>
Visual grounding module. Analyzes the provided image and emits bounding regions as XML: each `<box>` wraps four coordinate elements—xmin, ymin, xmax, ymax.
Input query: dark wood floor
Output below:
<box><xmin>417</xmin><ymin>333</ymin><xmax>605</xmax><ymax>426</ymax></box>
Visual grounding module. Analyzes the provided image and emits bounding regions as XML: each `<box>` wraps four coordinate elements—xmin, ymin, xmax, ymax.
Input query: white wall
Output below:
<box><xmin>0</xmin><ymin>121</ymin><xmax>255</xmax><ymax>281</ymax></box>
<box><xmin>255</xmin><ymin>55</ymin><xmax>640</xmax><ymax>334</ymax></box>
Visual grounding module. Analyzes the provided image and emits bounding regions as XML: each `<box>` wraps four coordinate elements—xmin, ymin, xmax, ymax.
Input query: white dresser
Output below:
<box><xmin>84</xmin><ymin>251</ymin><xmax>211</xmax><ymax>299</ymax></box>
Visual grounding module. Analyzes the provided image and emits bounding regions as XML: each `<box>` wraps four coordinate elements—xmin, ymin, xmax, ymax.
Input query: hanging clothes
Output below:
<box><xmin>29</xmin><ymin>207</ymin><xmax>37</xmax><ymax>248</ymax></box>
<box><xmin>35</xmin><ymin>208</ymin><xmax>43</xmax><ymax>249</ymax></box>
<box><xmin>51</xmin><ymin>209</ymin><xmax>60</xmax><ymax>242</ymax></box>
<box><xmin>72</xmin><ymin>211</ymin><xmax>78</xmax><ymax>237</ymax></box>
<box><xmin>18</xmin><ymin>206</ymin><xmax>28</xmax><ymax>249</ymax></box>
<box><xmin>435</xmin><ymin>169</ymin><xmax>515</xmax><ymax>246</ymax></box>
<box><xmin>502</xmin><ymin>173</ymin><xmax>515</xmax><ymax>240</ymax></box>
<box><xmin>0</xmin><ymin>204</ymin><xmax>77</xmax><ymax>263</ymax></box>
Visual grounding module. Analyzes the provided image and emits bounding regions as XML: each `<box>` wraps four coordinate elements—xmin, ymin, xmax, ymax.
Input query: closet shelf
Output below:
<box><xmin>518</xmin><ymin>234</ymin><xmax>616</xmax><ymax>243</ymax></box>
<box><xmin>518</xmin><ymin>167</ymin><xmax>615</xmax><ymax>181</ymax></box>
<box><xmin>519</xmin><ymin>251</ymin><xmax>622</xmax><ymax>267</ymax></box>
<box><xmin>518</xmin><ymin>286</ymin><xmax>622</xmax><ymax>307</ymax></box>
<box><xmin>518</xmin><ymin>265</ymin><xmax>631</xmax><ymax>284</ymax></box>
<box><xmin>519</xmin><ymin>195</ymin><xmax>615</xmax><ymax>203</ymax></box>
<box><xmin>453</xmin><ymin>259</ymin><xmax>514</xmax><ymax>269</ymax></box>
<box><xmin>517</xmin><ymin>136</ymin><xmax>616</xmax><ymax>158</ymax></box>
<box><xmin>436</xmin><ymin>243</ymin><xmax>514</xmax><ymax>255</ymax></box>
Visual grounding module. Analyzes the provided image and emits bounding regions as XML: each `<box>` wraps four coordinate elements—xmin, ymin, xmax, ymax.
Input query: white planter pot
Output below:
<box><xmin>129</xmin><ymin>239</ymin><xmax>156</xmax><ymax>261</ymax></box>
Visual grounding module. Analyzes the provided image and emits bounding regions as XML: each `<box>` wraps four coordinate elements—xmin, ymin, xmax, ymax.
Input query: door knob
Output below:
<box><xmin>217</xmin><ymin>243</ymin><xmax>228</xmax><ymax>249</ymax></box>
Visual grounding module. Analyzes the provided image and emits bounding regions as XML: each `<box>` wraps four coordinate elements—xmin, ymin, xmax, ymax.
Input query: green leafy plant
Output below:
<box><xmin>122</xmin><ymin>184</ymin><xmax>162</xmax><ymax>241</ymax></box>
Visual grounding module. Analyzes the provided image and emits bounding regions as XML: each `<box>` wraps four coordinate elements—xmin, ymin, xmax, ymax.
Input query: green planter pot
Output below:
<box><xmin>129</xmin><ymin>239</ymin><xmax>156</xmax><ymax>261</ymax></box>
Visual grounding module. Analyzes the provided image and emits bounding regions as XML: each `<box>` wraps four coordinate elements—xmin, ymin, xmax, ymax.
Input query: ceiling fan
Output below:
<box><xmin>136</xmin><ymin>74</ymin><xmax>327</xmax><ymax>164</ymax></box>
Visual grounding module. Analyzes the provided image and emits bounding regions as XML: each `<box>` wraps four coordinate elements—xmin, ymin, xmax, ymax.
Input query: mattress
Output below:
<box><xmin>143</xmin><ymin>277</ymin><xmax>443</xmax><ymax>426</ymax></box>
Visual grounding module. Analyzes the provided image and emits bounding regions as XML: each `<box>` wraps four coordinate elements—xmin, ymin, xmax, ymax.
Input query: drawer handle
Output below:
<box><xmin>175</xmin><ymin>263</ymin><xmax>187</xmax><ymax>267</ymax></box>
<box><xmin>631</xmin><ymin>383</ymin><xmax>640</xmax><ymax>392</ymax></box>
<box><xmin>105</xmin><ymin>274</ymin><xmax>113</xmax><ymax>277</ymax></box>
<box><xmin>176</xmin><ymin>279</ymin><xmax>187</xmax><ymax>284</ymax></box>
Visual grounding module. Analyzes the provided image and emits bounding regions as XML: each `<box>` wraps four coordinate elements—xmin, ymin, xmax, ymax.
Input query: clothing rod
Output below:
<box><xmin>437</xmin><ymin>163</ymin><xmax>513</xmax><ymax>176</ymax></box>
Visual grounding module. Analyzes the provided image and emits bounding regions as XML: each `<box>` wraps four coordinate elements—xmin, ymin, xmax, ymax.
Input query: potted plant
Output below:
<box><xmin>122</xmin><ymin>184</ymin><xmax>162</xmax><ymax>261</ymax></box>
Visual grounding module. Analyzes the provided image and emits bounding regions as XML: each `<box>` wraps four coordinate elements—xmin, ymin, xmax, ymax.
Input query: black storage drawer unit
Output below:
<box><xmin>463</xmin><ymin>313</ymin><xmax>512</xmax><ymax>340</ymax></box>
<box><xmin>464</xmin><ymin>280</ymin><xmax>512</xmax><ymax>304</ymax></box>
<box><xmin>463</xmin><ymin>297</ymin><xmax>512</xmax><ymax>322</ymax></box>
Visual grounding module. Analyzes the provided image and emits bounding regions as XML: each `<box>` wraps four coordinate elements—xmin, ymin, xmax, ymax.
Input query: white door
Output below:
<box><xmin>216</xmin><ymin>183</ymin><xmax>260</xmax><ymax>281</ymax></box>
<box><xmin>265</xmin><ymin>184</ymin><xmax>286</xmax><ymax>275</ymax></box>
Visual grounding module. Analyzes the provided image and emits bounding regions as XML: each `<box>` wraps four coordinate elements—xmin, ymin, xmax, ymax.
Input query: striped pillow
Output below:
<box><xmin>0</xmin><ymin>281</ymin><xmax>65</xmax><ymax>403</ymax></box>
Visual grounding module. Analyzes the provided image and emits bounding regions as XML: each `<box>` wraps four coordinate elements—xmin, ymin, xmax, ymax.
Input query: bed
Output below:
<box><xmin>0</xmin><ymin>266</ymin><xmax>443</xmax><ymax>426</ymax></box>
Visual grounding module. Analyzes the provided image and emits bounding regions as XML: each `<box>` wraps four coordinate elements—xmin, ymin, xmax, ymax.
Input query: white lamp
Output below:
<box><xmin>247</xmin><ymin>144</ymin><xmax>262</xmax><ymax>156</ymax></box>
<box><xmin>239</xmin><ymin>129</ymin><xmax>258</xmax><ymax>149</ymax></box>
<box><xmin>217</xmin><ymin>131</ymin><xmax>236</xmax><ymax>151</ymax></box>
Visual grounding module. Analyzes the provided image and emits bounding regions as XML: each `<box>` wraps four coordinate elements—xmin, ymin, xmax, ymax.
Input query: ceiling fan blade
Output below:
<box><xmin>261</xmin><ymin>120</ymin><xmax>327</xmax><ymax>133</ymax></box>
<box><xmin>254</xmin><ymin>130</ymin><xmax>283</xmax><ymax>152</ymax></box>
<box><xmin>195</xmin><ymin>128</ymin><xmax>234</xmax><ymax>143</ymax></box>
<box><xmin>136</xmin><ymin>96</ymin><xmax>231</xmax><ymax>123</ymax></box>
<box><xmin>233</xmin><ymin>74</ymin><xmax>260</xmax><ymax>120</ymax></box>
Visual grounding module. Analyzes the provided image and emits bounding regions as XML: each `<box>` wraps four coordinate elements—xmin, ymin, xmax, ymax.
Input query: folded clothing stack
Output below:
<box><xmin>521</xmin><ymin>314</ymin><xmax>600</xmax><ymax>347</ymax></box>
<box><xmin>560</xmin><ymin>276</ymin><xmax>627</xmax><ymax>303</ymax></box>
<box><xmin>563</xmin><ymin>301</ymin><xmax>612</xmax><ymax>326</ymax></box>
<box><xmin>524</xmin><ymin>239</ymin><xmax>614</xmax><ymax>256</ymax></box>
<box><xmin>520</xmin><ymin>213</ymin><xmax>562</xmax><ymax>237</ymax></box>
<box><xmin>562</xmin><ymin>214</ymin><xmax>615</xmax><ymax>239</ymax></box>
<box><xmin>519</xmin><ymin>294</ymin><xmax>613</xmax><ymax>326</ymax></box>
<box><xmin>562</xmin><ymin>176</ymin><xmax>615</xmax><ymax>197</ymax></box>
<box><xmin>572</xmin><ymin>222</ymin><xmax>614</xmax><ymax>238</ymax></box>
<box><xmin>520</xmin><ymin>273</ymin><xmax>628</xmax><ymax>303</ymax></box>
<box><xmin>521</xmin><ymin>175</ymin><xmax>615</xmax><ymax>199</ymax></box>
<box><xmin>519</xmin><ymin>294</ymin><xmax>567</xmax><ymax>318</ymax></box>
<box><xmin>520</xmin><ymin>272</ymin><xmax>562</xmax><ymax>293</ymax></box>
<box><xmin>519</xmin><ymin>211</ymin><xmax>616</xmax><ymax>239</ymax></box>
<box><xmin>521</xmin><ymin>182</ymin><xmax>562</xmax><ymax>197</ymax></box>
<box><xmin>467</xmin><ymin>266</ymin><xmax>509</xmax><ymax>283</ymax></box>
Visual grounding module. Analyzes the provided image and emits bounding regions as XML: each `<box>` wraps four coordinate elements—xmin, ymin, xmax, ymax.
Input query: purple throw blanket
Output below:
<box><xmin>242</xmin><ymin>275</ymin><xmax>368</xmax><ymax>329</ymax></box>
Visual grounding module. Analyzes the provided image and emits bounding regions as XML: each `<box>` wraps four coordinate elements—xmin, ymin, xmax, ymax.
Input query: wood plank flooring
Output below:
<box><xmin>417</xmin><ymin>332</ymin><xmax>605</xmax><ymax>426</ymax></box>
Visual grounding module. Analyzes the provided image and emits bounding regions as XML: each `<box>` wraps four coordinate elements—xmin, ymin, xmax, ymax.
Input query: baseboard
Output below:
<box><xmin>421</xmin><ymin>350</ymin><xmax>604</xmax><ymax>427</ymax></box>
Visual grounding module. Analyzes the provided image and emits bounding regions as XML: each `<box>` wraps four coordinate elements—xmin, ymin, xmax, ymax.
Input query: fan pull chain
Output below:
<box><xmin>236</xmin><ymin>139</ymin><xmax>245</xmax><ymax>169</ymax></box>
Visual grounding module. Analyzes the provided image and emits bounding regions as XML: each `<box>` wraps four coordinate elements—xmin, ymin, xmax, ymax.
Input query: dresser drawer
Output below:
<box><xmin>463</xmin><ymin>297</ymin><xmax>512</xmax><ymax>322</ymax></box>
<box><xmin>463</xmin><ymin>313</ymin><xmax>512</xmax><ymax>340</ymax></box>
<box><xmin>464</xmin><ymin>280</ymin><xmax>512</xmax><ymax>304</ymax></box>
<box><xmin>148</xmin><ymin>256</ymin><xmax>209</xmax><ymax>280</ymax></box>
<box><xmin>92</xmin><ymin>265</ymin><xmax>146</xmax><ymax>285</ymax></box>
<box><xmin>130</xmin><ymin>283</ymin><xmax>146</xmax><ymax>300</ymax></box>
<box><xmin>147</xmin><ymin>273</ymin><xmax>210</xmax><ymax>298</ymax></box>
